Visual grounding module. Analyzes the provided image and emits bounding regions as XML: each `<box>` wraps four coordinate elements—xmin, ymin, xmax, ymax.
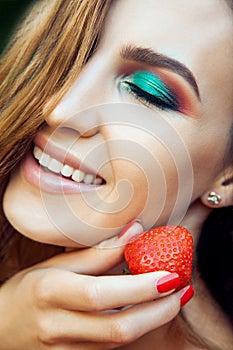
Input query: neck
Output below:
<box><xmin>180</xmin><ymin>200</ymin><xmax>233</xmax><ymax>350</ymax></box>
<box><xmin>181</xmin><ymin>271</ymin><xmax>233</xmax><ymax>350</ymax></box>
<box><xmin>118</xmin><ymin>319</ymin><xmax>203</xmax><ymax>350</ymax></box>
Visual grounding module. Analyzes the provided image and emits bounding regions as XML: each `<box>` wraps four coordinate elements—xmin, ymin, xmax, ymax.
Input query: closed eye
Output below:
<box><xmin>119</xmin><ymin>71</ymin><xmax>180</xmax><ymax>111</ymax></box>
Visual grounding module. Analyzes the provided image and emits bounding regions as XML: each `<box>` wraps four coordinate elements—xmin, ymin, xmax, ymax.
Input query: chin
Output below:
<box><xmin>3</xmin><ymin>183</ymin><xmax>79</xmax><ymax>248</ymax></box>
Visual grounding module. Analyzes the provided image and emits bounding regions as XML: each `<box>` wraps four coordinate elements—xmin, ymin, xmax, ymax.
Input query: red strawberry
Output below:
<box><xmin>124</xmin><ymin>226</ymin><xmax>193</xmax><ymax>289</ymax></box>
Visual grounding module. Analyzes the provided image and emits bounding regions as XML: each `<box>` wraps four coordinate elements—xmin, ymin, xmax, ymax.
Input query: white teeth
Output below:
<box><xmin>33</xmin><ymin>145</ymin><xmax>103</xmax><ymax>185</ymax></box>
<box><xmin>72</xmin><ymin>169</ymin><xmax>85</xmax><ymax>182</ymax></box>
<box><xmin>61</xmin><ymin>164</ymin><xmax>74</xmax><ymax>177</ymax></box>
<box><xmin>39</xmin><ymin>153</ymin><xmax>50</xmax><ymax>167</ymax></box>
<box><xmin>48</xmin><ymin>158</ymin><xmax>63</xmax><ymax>174</ymax></box>
<box><xmin>93</xmin><ymin>177</ymin><xmax>103</xmax><ymax>185</ymax></box>
<box><xmin>33</xmin><ymin>146</ymin><xmax>42</xmax><ymax>160</ymax></box>
<box><xmin>84</xmin><ymin>174</ymin><xmax>94</xmax><ymax>184</ymax></box>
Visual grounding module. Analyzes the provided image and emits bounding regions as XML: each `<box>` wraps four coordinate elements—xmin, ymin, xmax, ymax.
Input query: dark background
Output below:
<box><xmin>0</xmin><ymin>0</ymin><xmax>35</xmax><ymax>54</ymax></box>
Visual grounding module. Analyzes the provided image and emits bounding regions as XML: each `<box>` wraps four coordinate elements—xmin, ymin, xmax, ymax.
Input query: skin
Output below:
<box><xmin>1</xmin><ymin>0</ymin><xmax>233</xmax><ymax>349</ymax></box>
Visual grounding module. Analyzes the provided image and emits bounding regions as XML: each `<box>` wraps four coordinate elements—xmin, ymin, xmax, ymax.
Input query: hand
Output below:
<box><xmin>0</xmin><ymin>222</ymin><xmax>186</xmax><ymax>350</ymax></box>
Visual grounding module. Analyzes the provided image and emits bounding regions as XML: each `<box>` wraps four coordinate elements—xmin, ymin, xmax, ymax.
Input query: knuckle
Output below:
<box><xmin>110</xmin><ymin>318</ymin><xmax>135</xmax><ymax>345</ymax></box>
<box><xmin>37</xmin><ymin>315</ymin><xmax>58</xmax><ymax>345</ymax></box>
<box><xmin>84</xmin><ymin>280</ymin><xmax>104</xmax><ymax>311</ymax></box>
<box><xmin>32</xmin><ymin>269</ymin><xmax>55</xmax><ymax>307</ymax></box>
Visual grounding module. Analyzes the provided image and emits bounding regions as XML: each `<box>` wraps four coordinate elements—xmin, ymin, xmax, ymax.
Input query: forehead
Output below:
<box><xmin>103</xmin><ymin>0</ymin><xmax>232</xmax><ymax>56</ymax></box>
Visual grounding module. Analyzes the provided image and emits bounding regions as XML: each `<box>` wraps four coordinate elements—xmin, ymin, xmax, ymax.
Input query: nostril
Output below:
<box><xmin>81</xmin><ymin>126</ymin><xmax>99</xmax><ymax>138</ymax></box>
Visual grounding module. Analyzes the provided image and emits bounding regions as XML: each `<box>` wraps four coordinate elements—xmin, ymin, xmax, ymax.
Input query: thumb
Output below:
<box><xmin>36</xmin><ymin>221</ymin><xmax>144</xmax><ymax>275</ymax></box>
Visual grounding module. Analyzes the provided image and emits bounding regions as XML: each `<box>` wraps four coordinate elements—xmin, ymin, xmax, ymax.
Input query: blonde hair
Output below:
<box><xmin>0</xmin><ymin>0</ymin><xmax>111</xmax><ymax>282</ymax></box>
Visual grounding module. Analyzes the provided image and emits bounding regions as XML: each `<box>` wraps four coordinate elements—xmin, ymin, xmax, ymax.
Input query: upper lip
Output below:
<box><xmin>33</xmin><ymin>132</ymin><xmax>105</xmax><ymax>180</ymax></box>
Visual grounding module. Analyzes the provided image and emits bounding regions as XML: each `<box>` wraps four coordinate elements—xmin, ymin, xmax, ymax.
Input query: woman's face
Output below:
<box><xmin>3</xmin><ymin>0</ymin><xmax>233</xmax><ymax>247</ymax></box>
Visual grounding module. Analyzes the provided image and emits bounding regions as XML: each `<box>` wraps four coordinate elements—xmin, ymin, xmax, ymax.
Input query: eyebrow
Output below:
<box><xmin>120</xmin><ymin>44</ymin><xmax>200</xmax><ymax>99</ymax></box>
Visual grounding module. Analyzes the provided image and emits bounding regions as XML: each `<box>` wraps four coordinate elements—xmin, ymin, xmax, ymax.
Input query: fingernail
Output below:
<box><xmin>97</xmin><ymin>221</ymin><xmax>143</xmax><ymax>249</ymax></box>
<box><xmin>156</xmin><ymin>273</ymin><xmax>181</xmax><ymax>293</ymax></box>
<box><xmin>180</xmin><ymin>285</ymin><xmax>194</xmax><ymax>307</ymax></box>
<box><xmin>118</xmin><ymin>220</ymin><xmax>144</xmax><ymax>241</ymax></box>
<box><xmin>118</xmin><ymin>219</ymin><xmax>137</xmax><ymax>239</ymax></box>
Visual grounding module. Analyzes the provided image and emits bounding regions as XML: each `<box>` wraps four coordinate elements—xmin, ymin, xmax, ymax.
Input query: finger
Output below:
<box><xmin>36</xmin><ymin>221</ymin><xmax>143</xmax><ymax>275</ymax></box>
<box><xmin>40</xmin><ymin>269</ymin><xmax>180</xmax><ymax>311</ymax></box>
<box><xmin>40</xmin><ymin>292</ymin><xmax>181</xmax><ymax>345</ymax></box>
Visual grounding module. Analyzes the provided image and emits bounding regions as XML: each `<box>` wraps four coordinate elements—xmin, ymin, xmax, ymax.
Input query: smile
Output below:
<box><xmin>21</xmin><ymin>143</ymin><xmax>106</xmax><ymax>194</ymax></box>
<box><xmin>33</xmin><ymin>146</ymin><xmax>104</xmax><ymax>185</ymax></box>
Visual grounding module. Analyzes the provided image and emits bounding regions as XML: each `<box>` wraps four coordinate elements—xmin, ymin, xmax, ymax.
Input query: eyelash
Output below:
<box><xmin>119</xmin><ymin>71</ymin><xmax>180</xmax><ymax>111</ymax></box>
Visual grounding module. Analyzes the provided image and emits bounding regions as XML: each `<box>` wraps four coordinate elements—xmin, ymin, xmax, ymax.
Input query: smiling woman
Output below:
<box><xmin>0</xmin><ymin>0</ymin><xmax>233</xmax><ymax>349</ymax></box>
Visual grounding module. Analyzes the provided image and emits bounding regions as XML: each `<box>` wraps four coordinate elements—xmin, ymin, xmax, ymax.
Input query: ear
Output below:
<box><xmin>201</xmin><ymin>167</ymin><xmax>233</xmax><ymax>208</ymax></box>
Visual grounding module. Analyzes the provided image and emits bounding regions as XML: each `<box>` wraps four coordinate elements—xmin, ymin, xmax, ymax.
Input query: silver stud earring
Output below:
<box><xmin>207</xmin><ymin>191</ymin><xmax>222</xmax><ymax>205</ymax></box>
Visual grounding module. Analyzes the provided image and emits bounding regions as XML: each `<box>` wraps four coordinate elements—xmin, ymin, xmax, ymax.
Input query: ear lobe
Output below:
<box><xmin>201</xmin><ymin>168</ymin><xmax>233</xmax><ymax>208</ymax></box>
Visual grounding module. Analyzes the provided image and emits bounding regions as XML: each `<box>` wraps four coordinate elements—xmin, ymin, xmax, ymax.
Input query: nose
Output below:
<box><xmin>44</xmin><ymin>55</ymin><xmax>112</xmax><ymax>136</ymax></box>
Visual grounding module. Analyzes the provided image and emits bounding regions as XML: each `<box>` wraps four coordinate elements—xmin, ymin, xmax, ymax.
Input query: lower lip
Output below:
<box><xmin>21</xmin><ymin>149</ymin><xmax>104</xmax><ymax>194</ymax></box>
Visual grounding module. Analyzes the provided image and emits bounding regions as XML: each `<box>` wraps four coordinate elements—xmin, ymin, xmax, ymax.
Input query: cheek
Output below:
<box><xmin>110</xmin><ymin>145</ymin><xmax>182</xmax><ymax>228</ymax></box>
<box><xmin>185</xmin><ymin>128</ymin><xmax>229</xmax><ymax>197</ymax></box>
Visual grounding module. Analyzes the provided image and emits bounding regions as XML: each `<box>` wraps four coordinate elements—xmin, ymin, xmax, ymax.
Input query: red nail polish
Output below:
<box><xmin>156</xmin><ymin>273</ymin><xmax>181</xmax><ymax>293</ymax></box>
<box><xmin>180</xmin><ymin>285</ymin><xmax>194</xmax><ymax>307</ymax></box>
<box><xmin>118</xmin><ymin>219</ymin><xmax>136</xmax><ymax>239</ymax></box>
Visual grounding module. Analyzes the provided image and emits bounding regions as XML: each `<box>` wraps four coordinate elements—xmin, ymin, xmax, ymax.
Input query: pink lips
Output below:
<box><xmin>21</xmin><ymin>149</ymin><xmax>104</xmax><ymax>194</ymax></box>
